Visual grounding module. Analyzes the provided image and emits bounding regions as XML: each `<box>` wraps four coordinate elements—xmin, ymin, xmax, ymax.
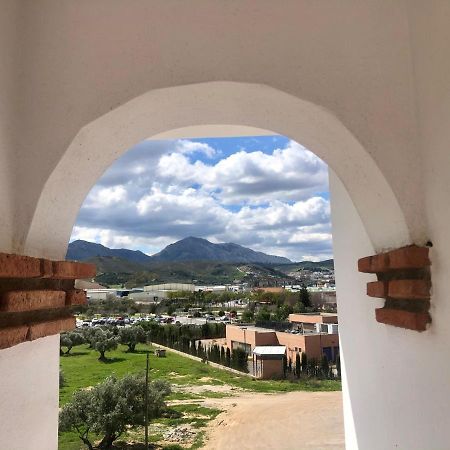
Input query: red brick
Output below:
<box><xmin>65</xmin><ymin>289</ymin><xmax>87</xmax><ymax>306</ymax></box>
<box><xmin>388</xmin><ymin>279</ymin><xmax>430</xmax><ymax>300</ymax></box>
<box><xmin>0</xmin><ymin>253</ymin><xmax>41</xmax><ymax>278</ymax></box>
<box><xmin>40</xmin><ymin>259</ymin><xmax>54</xmax><ymax>278</ymax></box>
<box><xmin>387</xmin><ymin>245</ymin><xmax>430</xmax><ymax>270</ymax></box>
<box><xmin>27</xmin><ymin>316</ymin><xmax>76</xmax><ymax>341</ymax></box>
<box><xmin>371</xmin><ymin>253</ymin><xmax>390</xmax><ymax>272</ymax></box>
<box><xmin>367</xmin><ymin>281</ymin><xmax>388</xmax><ymax>298</ymax></box>
<box><xmin>51</xmin><ymin>261</ymin><xmax>96</xmax><ymax>280</ymax></box>
<box><xmin>0</xmin><ymin>325</ymin><xmax>28</xmax><ymax>349</ymax></box>
<box><xmin>358</xmin><ymin>253</ymin><xmax>389</xmax><ymax>273</ymax></box>
<box><xmin>358</xmin><ymin>256</ymin><xmax>372</xmax><ymax>273</ymax></box>
<box><xmin>375</xmin><ymin>308</ymin><xmax>430</xmax><ymax>331</ymax></box>
<box><xmin>0</xmin><ymin>290</ymin><xmax>65</xmax><ymax>312</ymax></box>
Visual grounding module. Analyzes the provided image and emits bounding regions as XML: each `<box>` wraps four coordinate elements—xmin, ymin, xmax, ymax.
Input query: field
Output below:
<box><xmin>59</xmin><ymin>344</ymin><xmax>341</xmax><ymax>449</ymax></box>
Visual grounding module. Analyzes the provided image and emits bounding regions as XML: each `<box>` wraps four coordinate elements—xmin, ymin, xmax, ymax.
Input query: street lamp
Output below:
<box><xmin>241</xmin><ymin>327</ymin><xmax>247</xmax><ymax>354</ymax></box>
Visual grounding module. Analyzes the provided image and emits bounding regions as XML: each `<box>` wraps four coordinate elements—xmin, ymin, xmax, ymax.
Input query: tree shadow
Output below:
<box><xmin>132</xmin><ymin>349</ymin><xmax>154</xmax><ymax>355</ymax></box>
<box><xmin>98</xmin><ymin>357</ymin><xmax>126</xmax><ymax>364</ymax></box>
<box><xmin>111</xmin><ymin>443</ymin><xmax>161</xmax><ymax>449</ymax></box>
<box><xmin>61</xmin><ymin>351</ymin><xmax>90</xmax><ymax>357</ymax></box>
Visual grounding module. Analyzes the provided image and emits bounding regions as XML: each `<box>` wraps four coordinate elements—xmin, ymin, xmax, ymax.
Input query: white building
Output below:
<box><xmin>144</xmin><ymin>283</ymin><xmax>195</xmax><ymax>292</ymax></box>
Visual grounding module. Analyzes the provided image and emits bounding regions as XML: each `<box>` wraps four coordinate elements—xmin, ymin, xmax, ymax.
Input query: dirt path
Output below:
<box><xmin>202</xmin><ymin>391</ymin><xmax>344</xmax><ymax>450</ymax></box>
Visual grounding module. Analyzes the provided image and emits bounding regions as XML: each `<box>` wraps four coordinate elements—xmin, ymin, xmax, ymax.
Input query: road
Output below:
<box><xmin>202</xmin><ymin>391</ymin><xmax>344</xmax><ymax>450</ymax></box>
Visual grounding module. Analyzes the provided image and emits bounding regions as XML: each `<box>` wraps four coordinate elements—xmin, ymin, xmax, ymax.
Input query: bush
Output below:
<box><xmin>231</xmin><ymin>347</ymin><xmax>248</xmax><ymax>373</ymax></box>
<box><xmin>59</xmin><ymin>374</ymin><xmax>171</xmax><ymax>450</ymax></box>
<box><xmin>89</xmin><ymin>329</ymin><xmax>119</xmax><ymax>361</ymax></box>
<box><xmin>118</xmin><ymin>325</ymin><xmax>147</xmax><ymax>352</ymax></box>
<box><xmin>60</xmin><ymin>331</ymin><xmax>84</xmax><ymax>355</ymax></box>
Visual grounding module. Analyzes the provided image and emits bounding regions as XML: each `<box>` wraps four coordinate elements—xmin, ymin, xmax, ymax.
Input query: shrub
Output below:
<box><xmin>118</xmin><ymin>325</ymin><xmax>147</xmax><ymax>352</ymax></box>
<box><xmin>60</xmin><ymin>331</ymin><xmax>84</xmax><ymax>355</ymax></box>
<box><xmin>59</xmin><ymin>374</ymin><xmax>171</xmax><ymax>450</ymax></box>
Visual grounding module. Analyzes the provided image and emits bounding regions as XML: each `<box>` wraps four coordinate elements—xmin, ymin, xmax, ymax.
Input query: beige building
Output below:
<box><xmin>226</xmin><ymin>321</ymin><xmax>340</xmax><ymax>365</ymax></box>
<box><xmin>252</xmin><ymin>346</ymin><xmax>286</xmax><ymax>380</ymax></box>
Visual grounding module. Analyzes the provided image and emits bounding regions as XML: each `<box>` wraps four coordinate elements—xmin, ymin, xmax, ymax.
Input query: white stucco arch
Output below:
<box><xmin>24</xmin><ymin>81</ymin><xmax>410</xmax><ymax>260</ymax></box>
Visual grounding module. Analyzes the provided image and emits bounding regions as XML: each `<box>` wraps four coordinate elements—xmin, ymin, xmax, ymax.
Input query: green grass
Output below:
<box><xmin>60</xmin><ymin>344</ymin><xmax>340</xmax><ymax>404</ymax></box>
<box><xmin>59</xmin><ymin>343</ymin><xmax>340</xmax><ymax>449</ymax></box>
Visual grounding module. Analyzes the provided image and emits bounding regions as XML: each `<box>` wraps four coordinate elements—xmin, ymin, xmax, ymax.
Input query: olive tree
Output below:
<box><xmin>59</xmin><ymin>374</ymin><xmax>171</xmax><ymax>450</ymax></box>
<box><xmin>118</xmin><ymin>325</ymin><xmax>148</xmax><ymax>352</ymax></box>
<box><xmin>60</xmin><ymin>331</ymin><xmax>84</xmax><ymax>355</ymax></box>
<box><xmin>90</xmin><ymin>329</ymin><xmax>119</xmax><ymax>361</ymax></box>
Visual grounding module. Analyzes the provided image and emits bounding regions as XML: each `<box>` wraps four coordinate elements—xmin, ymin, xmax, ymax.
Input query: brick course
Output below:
<box><xmin>388</xmin><ymin>280</ymin><xmax>430</xmax><ymax>300</ymax></box>
<box><xmin>359</xmin><ymin>245</ymin><xmax>431</xmax><ymax>331</ymax></box>
<box><xmin>27</xmin><ymin>316</ymin><xmax>76</xmax><ymax>341</ymax></box>
<box><xmin>358</xmin><ymin>254</ymin><xmax>389</xmax><ymax>273</ymax></box>
<box><xmin>375</xmin><ymin>308</ymin><xmax>430</xmax><ymax>332</ymax></box>
<box><xmin>0</xmin><ymin>290</ymin><xmax>66</xmax><ymax>312</ymax></box>
<box><xmin>0</xmin><ymin>253</ymin><xmax>41</xmax><ymax>278</ymax></box>
<box><xmin>0</xmin><ymin>251</ymin><xmax>96</xmax><ymax>350</ymax></box>
<box><xmin>388</xmin><ymin>246</ymin><xmax>430</xmax><ymax>270</ymax></box>
<box><xmin>367</xmin><ymin>281</ymin><xmax>388</xmax><ymax>298</ymax></box>
<box><xmin>0</xmin><ymin>325</ymin><xmax>29</xmax><ymax>349</ymax></box>
<box><xmin>51</xmin><ymin>261</ymin><xmax>96</xmax><ymax>280</ymax></box>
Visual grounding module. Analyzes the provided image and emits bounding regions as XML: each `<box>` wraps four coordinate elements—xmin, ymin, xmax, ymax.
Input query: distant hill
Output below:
<box><xmin>67</xmin><ymin>237</ymin><xmax>292</xmax><ymax>265</ymax></box>
<box><xmin>274</xmin><ymin>259</ymin><xmax>334</xmax><ymax>272</ymax></box>
<box><xmin>67</xmin><ymin>240</ymin><xmax>152</xmax><ymax>264</ymax></box>
<box><xmin>83</xmin><ymin>257</ymin><xmax>282</xmax><ymax>288</ymax></box>
<box><xmin>151</xmin><ymin>237</ymin><xmax>292</xmax><ymax>264</ymax></box>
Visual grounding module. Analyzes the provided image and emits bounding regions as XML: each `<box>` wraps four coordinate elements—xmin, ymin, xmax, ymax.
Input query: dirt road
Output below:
<box><xmin>202</xmin><ymin>391</ymin><xmax>344</xmax><ymax>450</ymax></box>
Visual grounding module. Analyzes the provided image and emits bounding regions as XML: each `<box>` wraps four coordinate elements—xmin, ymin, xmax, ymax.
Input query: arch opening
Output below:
<box><xmin>19</xmin><ymin>81</ymin><xmax>415</xmax><ymax>450</ymax></box>
<box><xmin>23</xmin><ymin>81</ymin><xmax>410</xmax><ymax>261</ymax></box>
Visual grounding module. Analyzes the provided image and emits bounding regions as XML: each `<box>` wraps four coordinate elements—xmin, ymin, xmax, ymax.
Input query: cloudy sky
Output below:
<box><xmin>70</xmin><ymin>135</ymin><xmax>332</xmax><ymax>262</ymax></box>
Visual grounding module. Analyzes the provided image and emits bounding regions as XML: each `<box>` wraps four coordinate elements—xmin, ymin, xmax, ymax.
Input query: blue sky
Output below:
<box><xmin>70</xmin><ymin>135</ymin><xmax>332</xmax><ymax>261</ymax></box>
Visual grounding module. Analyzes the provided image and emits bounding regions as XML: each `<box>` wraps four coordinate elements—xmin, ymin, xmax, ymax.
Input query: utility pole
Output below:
<box><xmin>144</xmin><ymin>352</ymin><xmax>149</xmax><ymax>450</ymax></box>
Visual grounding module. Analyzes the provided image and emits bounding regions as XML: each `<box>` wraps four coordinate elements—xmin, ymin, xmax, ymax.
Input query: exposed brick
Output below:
<box><xmin>367</xmin><ymin>281</ymin><xmax>388</xmax><ymax>298</ymax></box>
<box><xmin>51</xmin><ymin>261</ymin><xmax>96</xmax><ymax>280</ymax></box>
<box><xmin>371</xmin><ymin>253</ymin><xmax>390</xmax><ymax>272</ymax></box>
<box><xmin>375</xmin><ymin>308</ymin><xmax>430</xmax><ymax>331</ymax></box>
<box><xmin>0</xmin><ymin>253</ymin><xmax>41</xmax><ymax>278</ymax></box>
<box><xmin>358</xmin><ymin>253</ymin><xmax>389</xmax><ymax>273</ymax></box>
<box><xmin>0</xmin><ymin>325</ymin><xmax>28</xmax><ymax>349</ymax></box>
<box><xmin>388</xmin><ymin>279</ymin><xmax>430</xmax><ymax>300</ymax></box>
<box><xmin>66</xmin><ymin>289</ymin><xmax>87</xmax><ymax>306</ymax></box>
<box><xmin>0</xmin><ymin>290</ymin><xmax>66</xmax><ymax>312</ymax></box>
<box><xmin>27</xmin><ymin>316</ymin><xmax>76</xmax><ymax>341</ymax></box>
<box><xmin>40</xmin><ymin>259</ymin><xmax>54</xmax><ymax>278</ymax></box>
<box><xmin>387</xmin><ymin>245</ymin><xmax>430</xmax><ymax>270</ymax></box>
<box><xmin>358</xmin><ymin>256</ymin><xmax>372</xmax><ymax>273</ymax></box>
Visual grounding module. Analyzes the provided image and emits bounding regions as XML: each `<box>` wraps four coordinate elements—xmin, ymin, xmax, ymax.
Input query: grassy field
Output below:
<box><xmin>59</xmin><ymin>343</ymin><xmax>341</xmax><ymax>449</ymax></box>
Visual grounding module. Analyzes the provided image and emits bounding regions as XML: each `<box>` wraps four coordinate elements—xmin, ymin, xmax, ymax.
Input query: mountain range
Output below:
<box><xmin>67</xmin><ymin>237</ymin><xmax>292</xmax><ymax>265</ymax></box>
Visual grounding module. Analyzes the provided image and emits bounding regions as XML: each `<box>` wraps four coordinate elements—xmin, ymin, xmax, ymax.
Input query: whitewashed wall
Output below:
<box><xmin>0</xmin><ymin>336</ymin><xmax>60</xmax><ymax>450</ymax></box>
<box><xmin>0</xmin><ymin>2</ymin><xmax>450</xmax><ymax>449</ymax></box>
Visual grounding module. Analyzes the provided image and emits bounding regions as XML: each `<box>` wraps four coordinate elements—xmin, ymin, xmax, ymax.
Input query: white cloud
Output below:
<box><xmin>174</xmin><ymin>139</ymin><xmax>216</xmax><ymax>158</ymax></box>
<box><xmin>72</xmin><ymin>137</ymin><xmax>332</xmax><ymax>261</ymax></box>
<box><xmin>157</xmin><ymin>140</ymin><xmax>328</xmax><ymax>204</ymax></box>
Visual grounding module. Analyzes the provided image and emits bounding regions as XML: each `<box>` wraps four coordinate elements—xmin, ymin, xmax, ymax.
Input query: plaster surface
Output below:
<box><xmin>1</xmin><ymin>2</ymin><xmax>450</xmax><ymax>449</ymax></box>
<box><xmin>25</xmin><ymin>82</ymin><xmax>410</xmax><ymax>260</ymax></box>
<box><xmin>0</xmin><ymin>335</ymin><xmax>59</xmax><ymax>450</ymax></box>
<box><xmin>1</xmin><ymin>1</ymin><xmax>424</xmax><ymax>253</ymax></box>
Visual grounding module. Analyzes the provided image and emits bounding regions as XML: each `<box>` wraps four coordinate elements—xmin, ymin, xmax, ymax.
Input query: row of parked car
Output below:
<box><xmin>76</xmin><ymin>312</ymin><xmax>238</xmax><ymax>328</ymax></box>
<box><xmin>77</xmin><ymin>315</ymin><xmax>175</xmax><ymax>328</ymax></box>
